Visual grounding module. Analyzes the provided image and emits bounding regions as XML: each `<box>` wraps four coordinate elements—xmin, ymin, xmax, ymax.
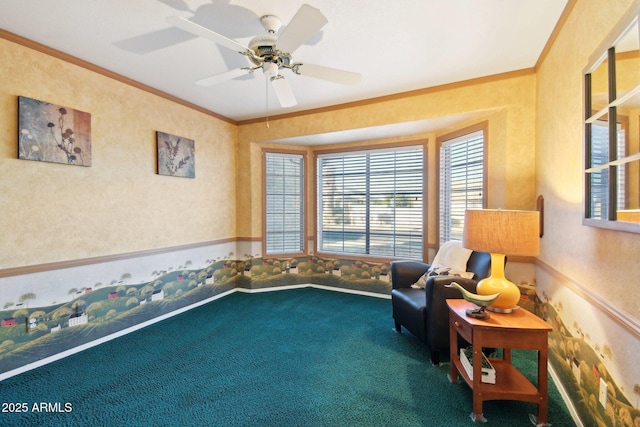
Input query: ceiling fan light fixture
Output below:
<box><xmin>263</xmin><ymin>62</ymin><xmax>279</xmax><ymax>78</ymax></box>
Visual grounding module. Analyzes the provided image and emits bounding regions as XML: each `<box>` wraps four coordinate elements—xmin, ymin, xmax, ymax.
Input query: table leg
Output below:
<box><xmin>503</xmin><ymin>347</ymin><xmax>512</xmax><ymax>363</ymax></box>
<box><xmin>537</xmin><ymin>348</ymin><xmax>549</xmax><ymax>425</ymax></box>
<box><xmin>449</xmin><ymin>314</ymin><xmax>459</xmax><ymax>383</ymax></box>
<box><xmin>472</xmin><ymin>347</ymin><xmax>484</xmax><ymax>421</ymax></box>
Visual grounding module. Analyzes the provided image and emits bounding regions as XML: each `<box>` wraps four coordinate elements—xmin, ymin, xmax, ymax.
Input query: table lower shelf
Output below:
<box><xmin>453</xmin><ymin>357</ymin><xmax>542</xmax><ymax>404</ymax></box>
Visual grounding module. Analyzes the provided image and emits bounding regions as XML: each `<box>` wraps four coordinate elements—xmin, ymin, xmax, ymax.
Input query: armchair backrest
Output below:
<box><xmin>466</xmin><ymin>251</ymin><xmax>492</xmax><ymax>280</ymax></box>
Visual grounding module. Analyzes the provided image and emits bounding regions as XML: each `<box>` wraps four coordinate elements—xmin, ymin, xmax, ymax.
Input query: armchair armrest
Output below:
<box><xmin>425</xmin><ymin>276</ymin><xmax>478</xmax><ymax>302</ymax></box>
<box><xmin>424</xmin><ymin>276</ymin><xmax>479</xmax><ymax>352</ymax></box>
<box><xmin>390</xmin><ymin>260</ymin><xmax>430</xmax><ymax>289</ymax></box>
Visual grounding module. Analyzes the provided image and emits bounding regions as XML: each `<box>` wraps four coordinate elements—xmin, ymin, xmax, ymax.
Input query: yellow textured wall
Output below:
<box><xmin>0</xmin><ymin>38</ymin><xmax>237</xmax><ymax>269</ymax></box>
<box><xmin>536</xmin><ymin>0</ymin><xmax>640</xmax><ymax>318</ymax></box>
<box><xmin>238</xmin><ymin>72</ymin><xmax>537</xmax><ymax>248</ymax></box>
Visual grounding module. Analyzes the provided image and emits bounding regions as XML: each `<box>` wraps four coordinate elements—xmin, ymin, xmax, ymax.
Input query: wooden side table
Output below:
<box><xmin>447</xmin><ymin>299</ymin><xmax>552</xmax><ymax>425</ymax></box>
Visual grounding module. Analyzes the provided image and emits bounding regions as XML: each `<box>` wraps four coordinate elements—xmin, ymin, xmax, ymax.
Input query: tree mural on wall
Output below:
<box><xmin>19</xmin><ymin>293</ymin><xmax>36</xmax><ymax>308</ymax></box>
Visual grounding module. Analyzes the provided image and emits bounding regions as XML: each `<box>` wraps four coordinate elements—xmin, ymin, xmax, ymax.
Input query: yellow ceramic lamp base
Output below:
<box><xmin>476</xmin><ymin>253</ymin><xmax>520</xmax><ymax>312</ymax></box>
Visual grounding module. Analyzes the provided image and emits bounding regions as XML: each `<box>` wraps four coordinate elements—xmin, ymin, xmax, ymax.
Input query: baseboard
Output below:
<box><xmin>236</xmin><ymin>283</ymin><xmax>391</xmax><ymax>299</ymax></box>
<box><xmin>235</xmin><ymin>284</ymin><xmax>310</xmax><ymax>293</ymax></box>
<box><xmin>548</xmin><ymin>361</ymin><xmax>584</xmax><ymax>427</ymax></box>
<box><xmin>311</xmin><ymin>284</ymin><xmax>391</xmax><ymax>299</ymax></box>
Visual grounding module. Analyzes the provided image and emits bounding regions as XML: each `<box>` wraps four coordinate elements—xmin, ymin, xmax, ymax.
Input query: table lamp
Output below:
<box><xmin>463</xmin><ymin>209</ymin><xmax>540</xmax><ymax>313</ymax></box>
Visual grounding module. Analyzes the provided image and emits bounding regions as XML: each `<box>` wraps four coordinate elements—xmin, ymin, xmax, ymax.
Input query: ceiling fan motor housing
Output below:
<box><xmin>248</xmin><ymin>33</ymin><xmax>291</xmax><ymax>68</ymax></box>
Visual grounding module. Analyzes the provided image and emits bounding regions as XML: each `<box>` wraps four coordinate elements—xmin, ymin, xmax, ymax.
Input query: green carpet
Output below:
<box><xmin>0</xmin><ymin>288</ymin><xmax>574</xmax><ymax>426</ymax></box>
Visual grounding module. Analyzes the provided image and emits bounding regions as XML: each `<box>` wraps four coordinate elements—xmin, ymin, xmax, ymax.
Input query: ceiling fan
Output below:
<box><xmin>166</xmin><ymin>4</ymin><xmax>362</xmax><ymax>108</ymax></box>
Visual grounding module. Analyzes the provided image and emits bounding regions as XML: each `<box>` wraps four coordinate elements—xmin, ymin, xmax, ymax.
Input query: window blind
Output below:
<box><xmin>590</xmin><ymin>121</ymin><xmax>610</xmax><ymax>219</ymax></box>
<box><xmin>317</xmin><ymin>146</ymin><xmax>423</xmax><ymax>259</ymax></box>
<box><xmin>589</xmin><ymin>121</ymin><xmax>625</xmax><ymax>219</ymax></box>
<box><xmin>439</xmin><ymin>130</ymin><xmax>484</xmax><ymax>243</ymax></box>
<box><xmin>265</xmin><ymin>152</ymin><xmax>304</xmax><ymax>254</ymax></box>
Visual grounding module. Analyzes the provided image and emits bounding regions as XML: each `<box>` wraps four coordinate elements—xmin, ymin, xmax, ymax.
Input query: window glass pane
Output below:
<box><xmin>590</xmin><ymin>168</ymin><xmax>609</xmax><ymax>220</ymax></box>
<box><xmin>590</xmin><ymin>57</ymin><xmax>609</xmax><ymax>118</ymax></box>
<box><xmin>439</xmin><ymin>130</ymin><xmax>485</xmax><ymax>243</ymax></box>
<box><xmin>588</xmin><ymin>120</ymin><xmax>626</xmax><ymax>218</ymax></box>
<box><xmin>615</xmin><ymin>22</ymin><xmax>640</xmax><ymax>98</ymax></box>
<box><xmin>318</xmin><ymin>146</ymin><xmax>423</xmax><ymax>259</ymax></box>
<box><xmin>616</xmin><ymin>121</ymin><xmax>626</xmax><ymax>211</ymax></box>
<box><xmin>265</xmin><ymin>153</ymin><xmax>304</xmax><ymax>254</ymax></box>
<box><xmin>591</xmin><ymin>120</ymin><xmax>610</xmax><ymax>168</ymax></box>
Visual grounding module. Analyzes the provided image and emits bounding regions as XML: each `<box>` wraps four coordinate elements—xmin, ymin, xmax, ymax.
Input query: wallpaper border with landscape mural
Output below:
<box><xmin>0</xmin><ymin>243</ymin><xmax>391</xmax><ymax>380</ymax></box>
<box><xmin>1</xmin><ymin>244</ymin><xmax>639</xmax><ymax>426</ymax></box>
<box><xmin>535</xmin><ymin>273</ymin><xmax>640</xmax><ymax>427</ymax></box>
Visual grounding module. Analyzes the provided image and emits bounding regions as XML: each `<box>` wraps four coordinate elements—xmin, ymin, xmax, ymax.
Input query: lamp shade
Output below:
<box><xmin>463</xmin><ymin>209</ymin><xmax>540</xmax><ymax>256</ymax></box>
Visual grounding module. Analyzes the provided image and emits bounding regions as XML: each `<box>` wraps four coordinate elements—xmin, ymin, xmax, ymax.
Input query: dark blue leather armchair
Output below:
<box><xmin>390</xmin><ymin>251</ymin><xmax>492</xmax><ymax>365</ymax></box>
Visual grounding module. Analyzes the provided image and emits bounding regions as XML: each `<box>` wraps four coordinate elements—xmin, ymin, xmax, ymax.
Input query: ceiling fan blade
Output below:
<box><xmin>270</xmin><ymin>77</ymin><xmax>297</xmax><ymax>107</ymax></box>
<box><xmin>276</xmin><ymin>4</ymin><xmax>327</xmax><ymax>54</ymax></box>
<box><xmin>295</xmin><ymin>63</ymin><xmax>362</xmax><ymax>85</ymax></box>
<box><xmin>195</xmin><ymin>68</ymin><xmax>249</xmax><ymax>86</ymax></box>
<box><xmin>166</xmin><ymin>16</ymin><xmax>247</xmax><ymax>53</ymax></box>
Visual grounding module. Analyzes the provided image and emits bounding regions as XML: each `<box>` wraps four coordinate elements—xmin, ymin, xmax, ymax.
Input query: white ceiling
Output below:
<box><xmin>0</xmin><ymin>0</ymin><xmax>567</xmax><ymax>126</ymax></box>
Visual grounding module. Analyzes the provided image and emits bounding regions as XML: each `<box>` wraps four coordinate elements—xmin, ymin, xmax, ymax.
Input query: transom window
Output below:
<box><xmin>317</xmin><ymin>145</ymin><xmax>424</xmax><ymax>259</ymax></box>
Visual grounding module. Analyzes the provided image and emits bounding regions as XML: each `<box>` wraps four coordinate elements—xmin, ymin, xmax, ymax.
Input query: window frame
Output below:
<box><xmin>314</xmin><ymin>142</ymin><xmax>427</xmax><ymax>261</ymax></box>
<box><xmin>437</xmin><ymin>122</ymin><xmax>488</xmax><ymax>246</ymax></box>
<box><xmin>262</xmin><ymin>149</ymin><xmax>307</xmax><ymax>256</ymax></box>
<box><xmin>583</xmin><ymin>8</ymin><xmax>640</xmax><ymax>233</ymax></box>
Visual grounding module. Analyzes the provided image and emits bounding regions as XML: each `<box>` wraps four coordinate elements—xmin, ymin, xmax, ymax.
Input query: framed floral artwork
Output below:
<box><xmin>156</xmin><ymin>131</ymin><xmax>195</xmax><ymax>178</ymax></box>
<box><xmin>18</xmin><ymin>96</ymin><xmax>91</xmax><ymax>166</ymax></box>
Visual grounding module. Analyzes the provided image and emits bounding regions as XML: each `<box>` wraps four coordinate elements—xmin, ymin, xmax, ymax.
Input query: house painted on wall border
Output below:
<box><xmin>2</xmin><ymin>318</ymin><xmax>16</xmax><ymax>327</ymax></box>
<box><xmin>68</xmin><ymin>313</ymin><xmax>87</xmax><ymax>327</ymax></box>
